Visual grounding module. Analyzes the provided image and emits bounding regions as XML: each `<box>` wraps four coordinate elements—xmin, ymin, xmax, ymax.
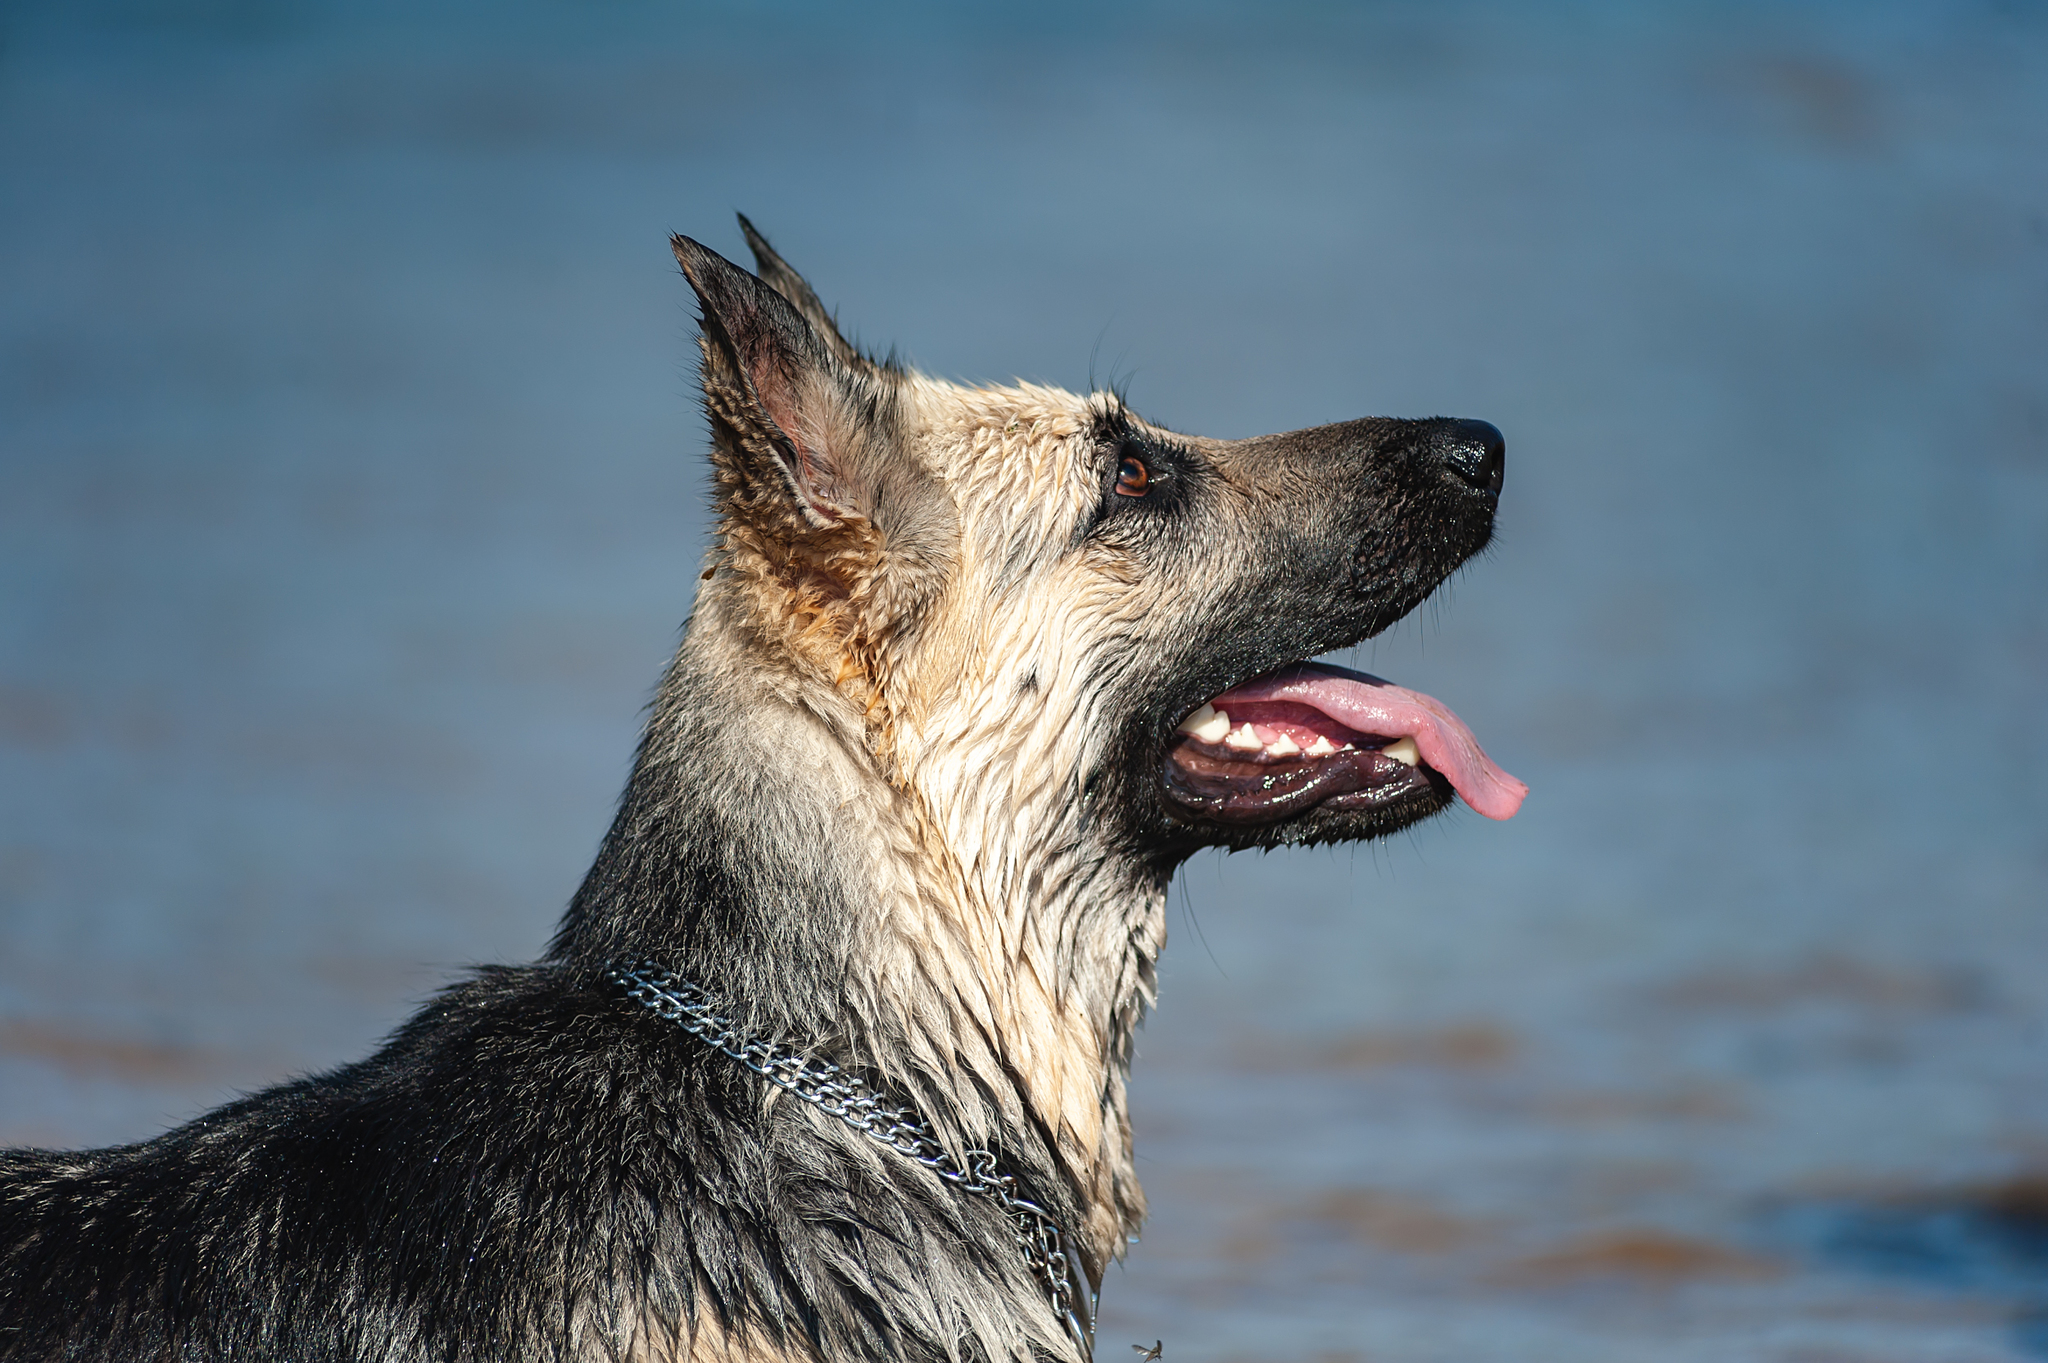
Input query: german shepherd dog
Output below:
<box><xmin>0</xmin><ymin>219</ymin><xmax>1525</xmax><ymax>1362</ymax></box>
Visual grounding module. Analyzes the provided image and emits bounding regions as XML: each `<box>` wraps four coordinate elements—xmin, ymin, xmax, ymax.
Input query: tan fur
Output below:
<box><xmin>691</xmin><ymin>373</ymin><xmax>1185</xmax><ymax>1273</ymax></box>
<box><xmin>601</xmin><ymin>1301</ymin><xmax>807</xmax><ymax>1363</ymax></box>
<box><xmin>676</xmin><ymin>1308</ymin><xmax>806</xmax><ymax>1363</ymax></box>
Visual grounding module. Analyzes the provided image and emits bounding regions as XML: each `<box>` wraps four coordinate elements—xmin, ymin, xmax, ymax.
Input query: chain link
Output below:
<box><xmin>607</xmin><ymin>960</ymin><xmax>1095</xmax><ymax>1359</ymax></box>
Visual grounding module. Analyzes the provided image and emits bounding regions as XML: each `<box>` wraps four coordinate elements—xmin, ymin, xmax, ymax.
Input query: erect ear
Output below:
<box><xmin>735</xmin><ymin>214</ymin><xmax>870</xmax><ymax>373</ymax></box>
<box><xmin>672</xmin><ymin>232</ymin><xmax>881</xmax><ymax>531</ymax></box>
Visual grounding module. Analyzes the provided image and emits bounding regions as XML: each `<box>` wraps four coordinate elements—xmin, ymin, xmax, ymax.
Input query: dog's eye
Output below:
<box><xmin>1115</xmin><ymin>455</ymin><xmax>1151</xmax><ymax>498</ymax></box>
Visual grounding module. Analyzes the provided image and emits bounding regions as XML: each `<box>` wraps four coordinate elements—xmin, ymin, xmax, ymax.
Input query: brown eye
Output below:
<box><xmin>1115</xmin><ymin>454</ymin><xmax>1151</xmax><ymax>497</ymax></box>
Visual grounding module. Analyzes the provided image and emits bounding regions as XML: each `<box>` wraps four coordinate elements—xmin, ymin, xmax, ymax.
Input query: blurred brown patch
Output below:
<box><xmin>0</xmin><ymin>1019</ymin><xmax>216</xmax><ymax>1081</ymax></box>
<box><xmin>1307</xmin><ymin>1189</ymin><xmax>1482</xmax><ymax>1254</ymax></box>
<box><xmin>1540</xmin><ymin>1083</ymin><xmax>1747</xmax><ymax>1125</ymax></box>
<box><xmin>1710</xmin><ymin>53</ymin><xmax>1881</xmax><ymax>151</ymax></box>
<box><xmin>1217</xmin><ymin>1228</ymin><xmax>1275</xmax><ymax>1265</ymax></box>
<box><xmin>1317</xmin><ymin>1022</ymin><xmax>1516</xmax><ymax>1070</ymax></box>
<box><xmin>1581</xmin><ymin>1161</ymin><xmax>1700</xmax><ymax>1216</ymax></box>
<box><xmin>1496</xmin><ymin>1229</ymin><xmax>1782</xmax><ymax>1286</ymax></box>
<box><xmin>1983</xmin><ymin>1174</ymin><xmax>2048</xmax><ymax>1226</ymax></box>
<box><xmin>1752</xmin><ymin>56</ymin><xmax>1879</xmax><ymax>148</ymax></box>
<box><xmin>233</xmin><ymin>711</ymin><xmax>479</xmax><ymax>786</ymax></box>
<box><xmin>0</xmin><ymin>683</ymin><xmax>75</xmax><ymax>748</ymax></box>
<box><xmin>1656</xmin><ymin>953</ymin><xmax>1981</xmax><ymax>1013</ymax></box>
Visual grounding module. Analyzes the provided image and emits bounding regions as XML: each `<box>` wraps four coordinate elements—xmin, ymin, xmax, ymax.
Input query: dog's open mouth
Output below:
<box><xmin>1163</xmin><ymin>662</ymin><xmax>1527</xmax><ymax>825</ymax></box>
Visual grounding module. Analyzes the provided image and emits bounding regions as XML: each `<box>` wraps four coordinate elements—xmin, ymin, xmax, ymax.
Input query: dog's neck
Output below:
<box><xmin>553</xmin><ymin>592</ymin><xmax>1168</xmax><ymax>1269</ymax></box>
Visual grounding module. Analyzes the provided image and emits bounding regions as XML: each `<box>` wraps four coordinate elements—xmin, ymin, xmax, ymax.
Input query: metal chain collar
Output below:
<box><xmin>606</xmin><ymin>959</ymin><xmax>1097</xmax><ymax>1359</ymax></box>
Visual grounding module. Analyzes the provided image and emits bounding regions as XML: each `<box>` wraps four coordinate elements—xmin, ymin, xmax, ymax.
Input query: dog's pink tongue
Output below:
<box><xmin>1213</xmin><ymin>663</ymin><xmax>1529</xmax><ymax>820</ymax></box>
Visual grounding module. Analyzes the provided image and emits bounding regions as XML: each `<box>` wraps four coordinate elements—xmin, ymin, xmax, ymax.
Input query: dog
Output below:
<box><xmin>0</xmin><ymin>217</ymin><xmax>1525</xmax><ymax>1362</ymax></box>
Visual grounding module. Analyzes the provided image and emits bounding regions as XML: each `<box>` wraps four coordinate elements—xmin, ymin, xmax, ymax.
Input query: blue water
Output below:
<box><xmin>3</xmin><ymin>3</ymin><xmax>2045</xmax><ymax>1358</ymax></box>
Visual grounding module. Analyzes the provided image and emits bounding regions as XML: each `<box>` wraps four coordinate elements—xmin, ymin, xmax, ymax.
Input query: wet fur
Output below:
<box><xmin>0</xmin><ymin>220</ymin><xmax>1502</xmax><ymax>1362</ymax></box>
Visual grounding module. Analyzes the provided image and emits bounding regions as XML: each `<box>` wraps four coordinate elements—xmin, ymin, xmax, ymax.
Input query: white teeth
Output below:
<box><xmin>1304</xmin><ymin>735</ymin><xmax>1338</xmax><ymax>757</ymax></box>
<box><xmin>1178</xmin><ymin>703</ymin><xmax>1232</xmax><ymax>744</ymax></box>
<box><xmin>1383</xmin><ymin>736</ymin><xmax>1421</xmax><ymax>767</ymax></box>
<box><xmin>1267</xmin><ymin>733</ymin><xmax>1301</xmax><ymax>757</ymax></box>
<box><xmin>1224</xmin><ymin>723</ymin><xmax>1264</xmax><ymax>751</ymax></box>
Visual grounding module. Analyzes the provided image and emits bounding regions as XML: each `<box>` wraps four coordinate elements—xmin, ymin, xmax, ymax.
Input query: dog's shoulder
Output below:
<box><xmin>0</xmin><ymin>966</ymin><xmax>765</xmax><ymax>1360</ymax></box>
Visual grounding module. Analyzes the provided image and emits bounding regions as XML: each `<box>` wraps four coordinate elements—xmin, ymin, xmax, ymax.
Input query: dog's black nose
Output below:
<box><xmin>1439</xmin><ymin>419</ymin><xmax>1506</xmax><ymax>497</ymax></box>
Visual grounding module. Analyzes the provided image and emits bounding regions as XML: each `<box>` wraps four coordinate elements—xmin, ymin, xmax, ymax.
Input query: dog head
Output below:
<box><xmin>674</xmin><ymin>222</ymin><xmax>1524</xmax><ymax>887</ymax></box>
<box><xmin>646</xmin><ymin>221</ymin><xmax>1531</xmax><ymax>1281</ymax></box>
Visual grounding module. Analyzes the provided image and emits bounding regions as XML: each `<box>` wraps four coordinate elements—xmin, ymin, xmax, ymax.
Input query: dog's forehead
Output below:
<box><xmin>898</xmin><ymin>377</ymin><xmax>1132</xmax><ymax>547</ymax></box>
<box><xmin>902</xmin><ymin>377</ymin><xmax>1095</xmax><ymax>465</ymax></box>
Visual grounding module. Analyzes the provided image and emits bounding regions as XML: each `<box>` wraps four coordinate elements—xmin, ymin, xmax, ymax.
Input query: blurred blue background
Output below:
<box><xmin>3</xmin><ymin>2</ymin><xmax>2045</xmax><ymax>1358</ymax></box>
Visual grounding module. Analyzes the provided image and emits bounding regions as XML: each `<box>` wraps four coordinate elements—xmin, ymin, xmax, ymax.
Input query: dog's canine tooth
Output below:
<box><xmin>1304</xmin><ymin>734</ymin><xmax>1339</xmax><ymax>757</ymax></box>
<box><xmin>1224</xmin><ymin>722</ymin><xmax>1263</xmax><ymax>751</ymax></box>
<box><xmin>1383</xmin><ymin>736</ymin><xmax>1421</xmax><ymax>767</ymax></box>
<box><xmin>1266</xmin><ymin>733</ymin><xmax>1301</xmax><ymax>757</ymax></box>
<box><xmin>1178</xmin><ymin>703</ymin><xmax>1230</xmax><ymax>743</ymax></box>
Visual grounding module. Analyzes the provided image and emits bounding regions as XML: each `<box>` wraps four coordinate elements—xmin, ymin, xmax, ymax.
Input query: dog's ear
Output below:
<box><xmin>735</xmin><ymin>214</ymin><xmax>868</xmax><ymax>373</ymax></box>
<box><xmin>672</xmin><ymin>233</ymin><xmax>885</xmax><ymax>531</ymax></box>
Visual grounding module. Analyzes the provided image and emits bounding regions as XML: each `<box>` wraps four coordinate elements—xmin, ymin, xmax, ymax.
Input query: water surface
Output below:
<box><xmin>3</xmin><ymin>3</ymin><xmax>2044</xmax><ymax>1358</ymax></box>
